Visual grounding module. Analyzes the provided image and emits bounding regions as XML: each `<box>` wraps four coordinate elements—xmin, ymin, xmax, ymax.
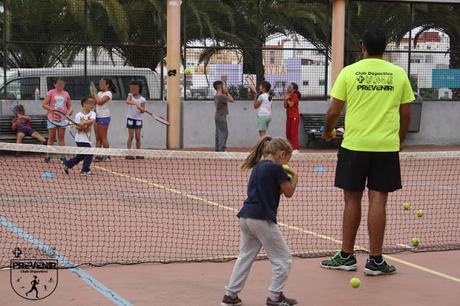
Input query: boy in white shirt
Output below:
<box><xmin>126</xmin><ymin>81</ymin><xmax>146</xmax><ymax>160</ymax></box>
<box><xmin>62</xmin><ymin>97</ymin><xmax>96</xmax><ymax>176</ymax></box>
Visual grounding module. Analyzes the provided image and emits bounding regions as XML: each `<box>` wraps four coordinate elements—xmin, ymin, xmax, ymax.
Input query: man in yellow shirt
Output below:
<box><xmin>320</xmin><ymin>30</ymin><xmax>414</xmax><ymax>276</ymax></box>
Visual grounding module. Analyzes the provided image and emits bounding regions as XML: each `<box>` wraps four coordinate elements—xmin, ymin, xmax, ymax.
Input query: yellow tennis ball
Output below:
<box><xmin>416</xmin><ymin>209</ymin><xmax>424</xmax><ymax>218</ymax></box>
<box><xmin>350</xmin><ymin>277</ymin><xmax>361</xmax><ymax>288</ymax></box>
<box><xmin>402</xmin><ymin>202</ymin><xmax>410</xmax><ymax>210</ymax></box>
<box><xmin>184</xmin><ymin>68</ymin><xmax>192</xmax><ymax>76</ymax></box>
<box><xmin>282</xmin><ymin>164</ymin><xmax>293</xmax><ymax>180</ymax></box>
<box><xmin>411</xmin><ymin>237</ymin><xmax>420</xmax><ymax>247</ymax></box>
<box><xmin>331</xmin><ymin>128</ymin><xmax>337</xmax><ymax>138</ymax></box>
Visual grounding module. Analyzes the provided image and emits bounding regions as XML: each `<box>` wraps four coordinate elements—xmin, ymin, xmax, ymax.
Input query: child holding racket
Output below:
<box><xmin>284</xmin><ymin>83</ymin><xmax>301</xmax><ymax>153</ymax></box>
<box><xmin>93</xmin><ymin>77</ymin><xmax>116</xmax><ymax>162</ymax></box>
<box><xmin>247</xmin><ymin>78</ymin><xmax>273</xmax><ymax>138</ymax></box>
<box><xmin>11</xmin><ymin>105</ymin><xmax>47</xmax><ymax>145</ymax></box>
<box><xmin>62</xmin><ymin>97</ymin><xmax>96</xmax><ymax>176</ymax></box>
<box><xmin>125</xmin><ymin>81</ymin><xmax>146</xmax><ymax>159</ymax></box>
<box><xmin>42</xmin><ymin>77</ymin><xmax>73</xmax><ymax>162</ymax></box>
<box><xmin>221</xmin><ymin>136</ymin><xmax>298</xmax><ymax>306</ymax></box>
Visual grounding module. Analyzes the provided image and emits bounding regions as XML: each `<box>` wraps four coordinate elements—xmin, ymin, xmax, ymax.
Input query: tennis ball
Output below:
<box><xmin>350</xmin><ymin>277</ymin><xmax>361</xmax><ymax>288</ymax></box>
<box><xmin>331</xmin><ymin>128</ymin><xmax>337</xmax><ymax>138</ymax></box>
<box><xmin>402</xmin><ymin>202</ymin><xmax>410</xmax><ymax>210</ymax></box>
<box><xmin>184</xmin><ymin>68</ymin><xmax>192</xmax><ymax>76</ymax></box>
<box><xmin>416</xmin><ymin>209</ymin><xmax>424</xmax><ymax>218</ymax></box>
<box><xmin>282</xmin><ymin>164</ymin><xmax>293</xmax><ymax>180</ymax></box>
<box><xmin>411</xmin><ymin>237</ymin><xmax>421</xmax><ymax>247</ymax></box>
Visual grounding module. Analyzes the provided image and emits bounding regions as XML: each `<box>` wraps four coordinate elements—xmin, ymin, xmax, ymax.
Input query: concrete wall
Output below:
<box><xmin>2</xmin><ymin>99</ymin><xmax>460</xmax><ymax>148</ymax></box>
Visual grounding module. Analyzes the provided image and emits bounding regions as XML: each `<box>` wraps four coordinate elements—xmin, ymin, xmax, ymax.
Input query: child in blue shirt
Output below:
<box><xmin>221</xmin><ymin>136</ymin><xmax>298</xmax><ymax>306</ymax></box>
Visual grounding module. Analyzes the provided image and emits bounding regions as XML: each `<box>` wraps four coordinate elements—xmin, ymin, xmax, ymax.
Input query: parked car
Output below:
<box><xmin>0</xmin><ymin>66</ymin><xmax>161</xmax><ymax>101</ymax></box>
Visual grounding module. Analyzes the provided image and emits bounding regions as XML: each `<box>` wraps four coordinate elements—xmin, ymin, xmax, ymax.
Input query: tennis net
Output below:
<box><xmin>0</xmin><ymin>142</ymin><xmax>459</xmax><ymax>268</ymax></box>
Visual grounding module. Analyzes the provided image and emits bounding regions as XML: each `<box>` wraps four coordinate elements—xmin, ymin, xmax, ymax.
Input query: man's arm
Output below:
<box><xmin>322</xmin><ymin>98</ymin><xmax>345</xmax><ymax>141</ymax></box>
<box><xmin>399</xmin><ymin>103</ymin><xmax>411</xmax><ymax>144</ymax></box>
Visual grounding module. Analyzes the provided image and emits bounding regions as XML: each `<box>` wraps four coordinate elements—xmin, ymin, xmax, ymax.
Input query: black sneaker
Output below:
<box><xmin>266</xmin><ymin>293</ymin><xmax>297</xmax><ymax>306</ymax></box>
<box><xmin>364</xmin><ymin>258</ymin><xmax>396</xmax><ymax>276</ymax></box>
<box><xmin>94</xmin><ymin>156</ymin><xmax>103</xmax><ymax>163</ymax></box>
<box><xmin>125</xmin><ymin>156</ymin><xmax>135</xmax><ymax>160</ymax></box>
<box><xmin>136</xmin><ymin>156</ymin><xmax>145</xmax><ymax>160</ymax></box>
<box><xmin>320</xmin><ymin>251</ymin><xmax>357</xmax><ymax>271</ymax></box>
<box><xmin>44</xmin><ymin>155</ymin><xmax>51</xmax><ymax>163</ymax></box>
<box><xmin>220</xmin><ymin>295</ymin><xmax>242</xmax><ymax>306</ymax></box>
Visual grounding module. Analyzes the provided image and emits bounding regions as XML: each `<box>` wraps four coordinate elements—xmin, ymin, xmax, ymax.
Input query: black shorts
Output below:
<box><xmin>126</xmin><ymin>118</ymin><xmax>143</xmax><ymax>129</ymax></box>
<box><xmin>335</xmin><ymin>147</ymin><xmax>402</xmax><ymax>192</ymax></box>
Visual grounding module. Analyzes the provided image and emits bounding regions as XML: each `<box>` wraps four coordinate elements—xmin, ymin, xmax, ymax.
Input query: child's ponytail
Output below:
<box><xmin>241</xmin><ymin>136</ymin><xmax>272</xmax><ymax>170</ymax></box>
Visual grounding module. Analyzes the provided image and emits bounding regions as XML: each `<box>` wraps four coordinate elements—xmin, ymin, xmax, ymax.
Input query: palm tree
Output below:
<box><xmin>185</xmin><ymin>0</ymin><xmax>331</xmax><ymax>86</ymax></box>
<box><xmin>2</xmin><ymin>0</ymin><xmax>83</xmax><ymax>67</ymax></box>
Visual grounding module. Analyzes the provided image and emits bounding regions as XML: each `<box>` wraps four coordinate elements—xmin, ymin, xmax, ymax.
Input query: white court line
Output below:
<box><xmin>0</xmin><ymin>216</ymin><xmax>133</xmax><ymax>306</ymax></box>
<box><xmin>96</xmin><ymin>165</ymin><xmax>460</xmax><ymax>284</ymax></box>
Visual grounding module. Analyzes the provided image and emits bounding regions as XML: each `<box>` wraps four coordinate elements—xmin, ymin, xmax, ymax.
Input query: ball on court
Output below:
<box><xmin>350</xmin><ymin>277</ymin><xmax>361</xmax><ymax>288</ymax></box>
<box><xmin>411</xmin><ymin>237</ymin><xmax>421</xmax><ymax>247</ymax></box>
<box><xmin>402</xmin><ymin>202</ymin><xmax>410</xmax><ymax>210</ymax></box>
<box><xmin>416</xmin><ymin>209</ymin><xmax>424</xmax><ymax>218</ymax></box>
<box><xmin>282</xmin><ymin>164</ymin><xmax>293</xmax><ymax>180</ymax></box>
<box><xmin>184</xmin><ymin>68</ymin><xmax>192</xmax><ymax>76</ymax></box>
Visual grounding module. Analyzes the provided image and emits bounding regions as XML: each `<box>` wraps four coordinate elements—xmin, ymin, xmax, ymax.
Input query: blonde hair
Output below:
<box><xmin>241</xmin><ymin>136</ymin><xmax>293</xmax><ymax>170</ymax></box>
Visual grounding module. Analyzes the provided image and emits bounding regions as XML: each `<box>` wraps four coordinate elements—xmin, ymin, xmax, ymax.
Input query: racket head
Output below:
<box><xmin>145</xmin><ymin>110</ymin><xmax>170</xmax><ymax>126</ymax></box>
<box><xmin>244</xmin><ymin>74</ymin><xmax>257</xmax><ymax>93</ymax></box>
<box><xmin>47</xmin><ymin>109</ymin><xmax>73</xmax><ymax>128</ymax></box>
<box><xmin>89</xmin><ymin>82</ymin><xmax>97</xmax><ymax>96</ymax></box>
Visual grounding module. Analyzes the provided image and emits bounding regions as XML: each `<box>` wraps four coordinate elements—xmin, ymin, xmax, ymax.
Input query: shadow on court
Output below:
<box><xmin>1</xmin><ymin>251</ymin><xmax>459</xmax><ymax>306</ymax></box>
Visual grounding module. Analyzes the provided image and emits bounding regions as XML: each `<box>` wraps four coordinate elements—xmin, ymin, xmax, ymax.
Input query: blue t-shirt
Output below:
<box><xmin>237</xmin><ymin>160</ymin><xmax>290</xmax><ymax>223</ymax></box>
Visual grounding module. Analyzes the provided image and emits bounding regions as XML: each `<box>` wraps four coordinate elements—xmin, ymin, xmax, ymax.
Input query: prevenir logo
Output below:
<box><xmin>10</xmin><ymin>257</ymin><xmax>58</xmax><ymax>300</ymax></box>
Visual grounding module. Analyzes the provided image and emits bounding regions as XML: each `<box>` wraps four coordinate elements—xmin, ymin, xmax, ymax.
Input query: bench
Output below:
<box><xmin>0</xmin><ymin>115</ymin><xmax>48</xmax><ymax>143</ymax></box>
<box><xmin>301</xmin><ymin>113</ymin><xmax>345</xmax><ymax>148</ymax></box>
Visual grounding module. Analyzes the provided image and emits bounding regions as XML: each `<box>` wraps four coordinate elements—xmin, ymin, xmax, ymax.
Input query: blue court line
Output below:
<box><xmin>0</xmin><ymin>216</ymin><xmax>133</xmax><ymax>306</ymax></box>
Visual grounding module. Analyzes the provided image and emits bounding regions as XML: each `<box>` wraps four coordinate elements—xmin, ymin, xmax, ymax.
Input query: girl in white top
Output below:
<box><xmin>92</xmin><ymin>78</ymin><xmax>117</xmax><ymax>162</ymax></box>
<box><xmin>252</xmin><ymin>80</ymin><xmax>273</xmax><ymax>138</ymax></box>
<box><xmin>126</xmin><ymin>81</ymin><xmax>146</xmax><ymax>159</ymax></box>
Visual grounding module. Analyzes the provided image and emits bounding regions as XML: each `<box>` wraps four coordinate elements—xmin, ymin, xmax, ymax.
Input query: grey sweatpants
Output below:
<box><xmin>215</xmin><ymin>118</ymin><xmax>228</xmax><ymax>152</ymax></box>
<box><xmin>225</xmin><ymin>218</ymin><xmax>292</xmax><ymax>298</ymax></box>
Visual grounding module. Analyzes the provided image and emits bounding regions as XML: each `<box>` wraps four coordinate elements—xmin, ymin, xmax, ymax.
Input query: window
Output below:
<box><xmin>47</xmin><ymin>76</ymin><xmax>123</xmax><ymax>100</ymax></box>
<box><xmin>319</xmin><ymin>80</ymin><xmax>326</xmax><ymax>86</ymax></box>
<box><xmin>303</xmin><ymin>81</ymin><xmax>309</xmax><ymax>86</ymax></box>
<box><xmin>301</xmin><ymin>59</ymin><xmax>314</xmax><ymax>66</ymax></box>
<box><xmin>410</xmin><ymin>59</ymin><xmax>421</xmax><ymax>64</ymax></box>
<box><xmin>425</xmin><ymin>55</ymin><xmax>434</xmax><ymax>64</ymax></box>
<box><xmin>0</xmin><ymin>77</ymin><xmax>40</xmax><ymax>100</ymax></box>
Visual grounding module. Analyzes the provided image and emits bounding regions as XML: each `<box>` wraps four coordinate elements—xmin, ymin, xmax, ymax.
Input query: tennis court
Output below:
<box><xmin>0</xmin><ymin>143</ymin><xmax>459</xmax><ymax>305</ymax></box>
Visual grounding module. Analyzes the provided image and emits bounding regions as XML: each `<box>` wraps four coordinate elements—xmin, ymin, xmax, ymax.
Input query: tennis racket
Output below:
<box><xmin>3</xmin><ymin>97</ymin><xmax>19</xmax><ymax>115</ymax></box>
<box><xmin>47</xmin><ymin>109</ymin><xmax>77</xmax><ymax>128</ymax></box>
<box><xmin>245</xmin><ymin>75</ymin><xmax>257</xmax><ymax>94</ymax></box>
<box><xmin>144</xmin><ymin>110</ymin><xmax>170</xmax><ymax>126</ymax></box>
<box><xmin>89</xmin><ymin>81</ymin><xmax>97</xmax><ymax>97</ymax></box>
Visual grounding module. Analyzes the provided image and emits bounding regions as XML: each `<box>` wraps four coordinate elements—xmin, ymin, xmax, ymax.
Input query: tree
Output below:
<box><xmin>2</xmin><ymin>0</ymin><xmax>83</xmax><ymax>68</ymax></box>
<box><xmin>185</xmin><ymin>0</ymin><xmax>331</xmax><ymax>85</ymax></box>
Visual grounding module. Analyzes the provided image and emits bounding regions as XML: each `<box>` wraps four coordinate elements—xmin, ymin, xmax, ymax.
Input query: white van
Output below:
<box><xmin>0</xmin><ymin>66</ymin><xmax>161</xmax><ymax>101</ymax></box>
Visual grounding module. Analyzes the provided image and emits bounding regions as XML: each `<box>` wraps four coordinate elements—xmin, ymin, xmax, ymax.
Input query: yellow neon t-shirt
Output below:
<box><xmin>330</xmin><ymin>58</ymin><xmax>415</xmax><ymax>152</ymax></box>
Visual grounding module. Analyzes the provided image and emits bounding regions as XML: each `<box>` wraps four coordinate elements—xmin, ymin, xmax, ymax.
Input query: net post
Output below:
<box><xmin>331</xmin><ymin>0</ymin><xmax>346</xmax><ymax>84</ymax></box>
<box><xmin>166</xmin><ymin>0</ymin><xmax>182</xmax><ymax>149</ymax></box>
